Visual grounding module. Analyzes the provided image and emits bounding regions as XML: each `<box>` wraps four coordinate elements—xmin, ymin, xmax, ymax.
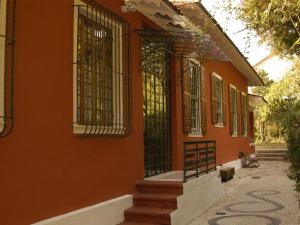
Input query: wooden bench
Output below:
<box><xmin>220</xmin><ymin>167</ymin><xmax>235</xmax><ymax>182</ymax></box>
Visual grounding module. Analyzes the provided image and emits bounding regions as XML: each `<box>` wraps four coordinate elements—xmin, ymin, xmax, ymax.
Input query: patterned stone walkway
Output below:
<box><xmin>188</xmin><ymin>161</ymin><xmax>300</xmax><ymax>225</ymax></box>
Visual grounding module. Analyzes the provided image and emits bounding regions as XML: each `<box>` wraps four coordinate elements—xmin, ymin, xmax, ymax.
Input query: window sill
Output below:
<box><xmin>232</xmin><ymin>134</ymin><xmax>238</xmax><ymax>138</ymax></box>
<box><xmin>188</xmin><ymin>132</ymin><xmax>203</xmax><ymax>138</ymax></box>
<box><xmin>214</xmin><ymin>123</ymin><xmax>224</xmax><ymax>128</ymax></box>
<box><xmin>73</xmin><ymin>123</ymin><xmax>126</xmax><ymax>135</ymax></box>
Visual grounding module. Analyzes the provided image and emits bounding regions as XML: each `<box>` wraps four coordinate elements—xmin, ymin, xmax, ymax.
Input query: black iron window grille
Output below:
<box><xmin>73</xmin><ymin>0</ymin><xmax>131</xmax><ymax>137</ymax></box>
<box><xmin>183</xmin><ymin>140</ymin><xmax>217</xmax><ymax>182</ymax></box>
<box><xmin>229</xmin><ymin>85</ymin><xmax>238</xmax><ymax>136</ymax></box>
<box><xmin>0</xmin><ymin>0</ymin><xmax>16</xmax><ymax>137</ymax></box>
<box><xmin>190</xmin><ymin>60</ymin><xmax>202</xmax><ymax>134</ymax></box>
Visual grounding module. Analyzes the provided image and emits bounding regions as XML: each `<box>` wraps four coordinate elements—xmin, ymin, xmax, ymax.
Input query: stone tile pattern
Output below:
<box><xmin>208</xmin><ymin>190</ymin><xmax>283</xmax><ymax>225</ymax></box>
<box><xmin>188</xmin><ymin>161</ymin><xmax>300</xmax><ymax>225</ymax></box>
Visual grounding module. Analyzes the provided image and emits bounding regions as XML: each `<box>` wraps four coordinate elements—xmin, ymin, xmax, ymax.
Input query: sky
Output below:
<box><xmin>201</xmin><ymin>0</ymin><xmax>294</xmax><ymax>80</ymax></box>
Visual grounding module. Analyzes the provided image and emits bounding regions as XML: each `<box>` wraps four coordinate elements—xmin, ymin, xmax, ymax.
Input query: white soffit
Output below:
<box><xmin>130</xmin><ymin>0</ymin><xmax>229</xmax><ymax>61</ymax></box>
<box><xmin>129</xmin><ymin>0</ymin><xmax>187</xmax><ymax>31</ymax></box>
<box><xmin>175</xmin><ymin>2</ymin><xmax>264</xmax><ymax>86</ymax></box>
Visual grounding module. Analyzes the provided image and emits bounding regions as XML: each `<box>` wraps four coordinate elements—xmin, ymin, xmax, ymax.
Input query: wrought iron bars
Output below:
<box><xmin>73</xmin><ymin>1</ymin><xmax>132</xmax><ymax>137</ymax></box>
<box><xmin>183</xmin><ymin>140</ymin><xmax>217</xmax><ymax>182</ymax></box>
<box><xmin>142</xmin><ymin>37</ymin><xmax>172</xmax><ymax>177</ymax></box>
<box><xmin>0</xmin><ymin>0</ymin><xmax>16</xmax><ymax>137</ymax></box>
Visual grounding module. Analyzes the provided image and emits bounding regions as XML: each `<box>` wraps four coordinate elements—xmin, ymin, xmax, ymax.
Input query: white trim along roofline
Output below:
<box><xmin>129</xmin><ymin>0</ymin><xmax>264</xmax><ymax>87</ymax></box>
<box><xmin>175</xmin><ymin>2</ymin><xmax>264</xmax><ymax>86</ymax></box>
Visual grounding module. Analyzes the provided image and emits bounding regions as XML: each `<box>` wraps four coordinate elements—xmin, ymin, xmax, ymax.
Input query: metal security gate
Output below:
<box><xmin>142</xmin><ymin>38</ymin><xmax>172</xmax><ymax>177</ymax></box>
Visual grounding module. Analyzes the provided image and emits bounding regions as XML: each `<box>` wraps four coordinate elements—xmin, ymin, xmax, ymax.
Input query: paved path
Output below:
<box><xmin>188</xmin><ymin>161</ymin><xmax>300</xmax><ymax>225</ymax></box>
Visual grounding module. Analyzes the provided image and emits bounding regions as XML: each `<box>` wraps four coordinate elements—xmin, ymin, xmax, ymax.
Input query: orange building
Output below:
<box><xmin>0</xmin><ymin>1</ymin><xmax>263</xmax><ymax>225</ymax></box>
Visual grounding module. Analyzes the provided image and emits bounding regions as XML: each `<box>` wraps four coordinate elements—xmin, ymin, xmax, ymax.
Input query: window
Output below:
<box><xmin>182</xmin><ymin>58</ymin><xmax>207</xmax><ymax>135</ymax></box>
<box><xmin>229</xmin><ymin>85</ymin><xmax>238</xmax><ymax>136</ymax></box>
<box><xmin>190</xmin><ymin>61</ymin><xmax>201</xmax><ymax>134</ymax></box>
<box><xmin>241</xmin><ymin>92</ymin><xmax>248</xmax><ymax>136</ymax></box>
<box><xmin>0</xmin><ymin>0</ymin><xmax>7</xmax><ymax>132</ymax></box>
<box><xmin>211</xmin><ymin>72</ymin><xmax>225</xmax><ymax>127</ymax></box>
<box><xmin>73</xmin><ymin>0</ymin><xmax>131</xmax><ymax>136</ymax></box>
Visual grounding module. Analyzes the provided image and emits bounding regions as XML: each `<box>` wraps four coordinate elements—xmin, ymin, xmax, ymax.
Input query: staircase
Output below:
<box><xmin>118</xmin><ymin>181</ymin><xmax>183</xmax><ymax>225</ymax></box>
<box><xmin>255</xmin><ymin>144</ymin><xmax>288</xmax><ymax>161</ymax></box>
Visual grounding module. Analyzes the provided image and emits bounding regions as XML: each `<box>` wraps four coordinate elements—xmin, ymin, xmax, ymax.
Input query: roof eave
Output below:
<box><xmin>177</xmin><ymin>2</ymin><xmax>264</xmax><ymax>86</ymax></box>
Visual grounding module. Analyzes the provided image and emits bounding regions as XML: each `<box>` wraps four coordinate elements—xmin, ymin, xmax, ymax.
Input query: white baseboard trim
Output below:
<box><xmin>217</xmin><ymin>154</ymin><xmax>255</xmax><ymax>172</ymax></box>
<box><xmin>222</xmin><ymin>158</ymin><xmax>243</xmax><ymax>170</ymax></box>
<box><xmin>171</xmin><ymin>155</ymin><xmax>256</xmax><ymax>225</ymax></box>
<box><xmin>171</xmin><ymin>171</ymin><xmax>224</xmax><ymax>225</ymax></box>
<box><xmin>32</xmin><ymin>195</ymin><xmax>133</xmax><ymax>225</ymax></box>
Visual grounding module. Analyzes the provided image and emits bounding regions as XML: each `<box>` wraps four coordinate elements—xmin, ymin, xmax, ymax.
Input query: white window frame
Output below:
<box><xmin>0</xmin><ymin>0</ymin><xmax>7</xmax><ymax>132</ymax></box>
<box><xmin>189</xmin><ymin>59</ymin><xmax>202</xmax><ymax>137</ymax></box>
<box><xmin>73</xmin><ymin>0</ymin><xmax>125</xmax><ymax>135</ymax></box>
<box><xmin>230</xmin><ymin>84</ymin><xmax>238</xmax><ymax>137</ymax></box>
<box><xmin>212</xmin><ymin>72</ymin><xmax>224</xmax><ymax>128</ymax></box>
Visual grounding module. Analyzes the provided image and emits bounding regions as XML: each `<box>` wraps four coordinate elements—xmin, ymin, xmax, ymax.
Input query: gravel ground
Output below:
<box><xmin>188</xmin><ymin>161</ymin><xmax>300</xmax><ymax>225</ymax></box>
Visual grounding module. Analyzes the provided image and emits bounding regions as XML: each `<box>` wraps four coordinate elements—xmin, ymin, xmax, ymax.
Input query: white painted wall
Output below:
<box><xmin>171</xmin><ymin>171</ymin><xmax>224</xmax><ymax>225</ymax></box>
<box><xmin>32</xmin><ymin>195</ymin><xmax>133</xmax><ymax>225</ymax></box>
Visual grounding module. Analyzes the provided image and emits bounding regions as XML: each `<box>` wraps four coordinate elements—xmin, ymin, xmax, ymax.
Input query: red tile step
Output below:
<box><xmin>136</xmin><ymin>181</ymin><xmax>183</xmax><ymax>195</ymax></box>
<box><xmin>133</xmin><ymin>193</ymin><xmax>178</xmax><ymax>209</ymax></box>
<box><xmin>124</xmin><ymin>206</ymin><xmax>173</xmax><ymax>225</ymax></box>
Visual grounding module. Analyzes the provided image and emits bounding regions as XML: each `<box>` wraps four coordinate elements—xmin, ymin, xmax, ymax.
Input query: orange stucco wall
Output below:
<box><xmin>171</xmin><ymin>59</ymin><xmax>253</xmax><ymax>170</ymax></box>
<box><xmin>0</xmin><ymin>1</ymin><xmax>147</xmax><ymax>224</ymax></box>
<box><xmin>0</xmin><ymin>1</ymin><xmax>254</xmax><ymax>224</ymax></box>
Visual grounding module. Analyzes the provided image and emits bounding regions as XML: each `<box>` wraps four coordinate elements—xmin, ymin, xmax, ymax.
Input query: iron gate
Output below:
<box><xmin>142</xmin><ymin>38</ymin><xmax>172</xmax><ymax>177</ymax></box>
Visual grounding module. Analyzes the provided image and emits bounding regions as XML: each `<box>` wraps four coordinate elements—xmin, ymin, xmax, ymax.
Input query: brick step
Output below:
<box><xmin>256</xmin><ymin>150</ymin><xmax>287</xmax><ymax>154</ymax></box>
<box><xmin>118</xmin><ymin>222</ymin><xmax>160</xmax><ymax>225</ymax></box>
<box><xmin>134</xmin><ymin>193</ymin><xmax>178</xmax><ymax>209</ymax></box>
<box><xmin>255</xmin><ymin>144</ymin><xmax>287</xmax><ymax>149</ymax></box>
<box><xmin>136</xmin><ymin>181</ymin><xmax>183</xmax><ymax>195</ymax></box>
<box><xmin>124</xmin><ymin>207</ymin><xmax>172</xmax><ymax>225</ymax></box>
<box><xmin>256</xmin><ymin>157</ymin><xmax>285</xmax><ymax>161</ymax></box>
<box><xmin>256</xmin><ymin>153</ymin><xmax>286</xmax><ymax>157</ymax></box>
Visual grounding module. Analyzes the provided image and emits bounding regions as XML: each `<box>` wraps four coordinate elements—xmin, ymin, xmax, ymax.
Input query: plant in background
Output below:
<box><xmin>237</xmin><ymin>0</ymin><xmax>300</xmax><ymax>57</ymax></box>
<box><xmin>218</xmin><ymin>0</ymin><xmax>300</xmax><ymax>191</ymax></box>
<box><xmin>285</xmin><ymin>102</ymin><xmax>300</xmax><ymax>192</ymax></box>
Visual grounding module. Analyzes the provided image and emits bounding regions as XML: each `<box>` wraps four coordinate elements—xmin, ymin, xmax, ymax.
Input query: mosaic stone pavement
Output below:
<box><xmin>188</xmin><ymin>161</ymin><xmax>300</xmax><ymax>225</ymax></box>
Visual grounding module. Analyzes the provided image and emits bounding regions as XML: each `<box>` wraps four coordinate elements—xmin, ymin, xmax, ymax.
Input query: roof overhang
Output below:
<box><xmin>175</xmin><ymin>2</ymin><xmax>264</xmax><ymax>86</ymax></box>
<box><xmin>128</xmin><ymin>0</ymin><xmax>186</xmax><ymax>31</ymax></box>
<box><xmin>127</xmin><ymin>0</ymin><xmax>264</xmax><ymax>86</ymax></box>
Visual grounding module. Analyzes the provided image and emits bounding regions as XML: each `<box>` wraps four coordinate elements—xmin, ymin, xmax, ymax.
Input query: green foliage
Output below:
<box><xmin>252</xmin><ymin>70</ymin><xmax>290</xmax><ymax>144</ymax></box>
<box><xmin>237</xmin><ymin>0</ymin><xmax>300</xmax><ymax>57</ymax></box>
<box><xmin>253</xmin><ymin>64</ymin><xmax>300</xmax><ymax>142</ymax></box>
<box><xmin>219</xmin><ymin>0</ymin><xmax>300</xmax><ymax>191</ymax></box>
<box><xmin>285</xmin><ymin>103</ymin><xmax>300</xmax><ymax>192</ymax></box>
<box><xmin>253</xmin><ymin>65</ymin><xmax>300</xmax><ymax>191</ymax></box>
<box><xmin>252</xmin><ymin>70</ymin><xmax>274</xmax><ymax>96</ymax></box>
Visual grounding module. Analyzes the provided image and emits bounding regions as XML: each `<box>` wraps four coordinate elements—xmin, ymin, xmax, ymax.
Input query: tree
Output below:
<box><xmin>253</xmin><ymin>63</ymin><xmax>300</xmax><ymax>143</ymax></box>
<box><xmin>260</xmin><ymin>67</ymin><xmax>300</xmax><ymax>131</ymax></box>
<box><xmin>235</xmin><ymin>0</ymin><xmax>300</xmax><ymax>57</ymax></box>
<box><xmin>252</xmin><ymin>70</ymin><xmax>274</xmax><ymax>96</ymax></box>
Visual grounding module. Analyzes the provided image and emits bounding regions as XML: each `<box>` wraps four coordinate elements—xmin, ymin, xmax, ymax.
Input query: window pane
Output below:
<box><xmin>190</xmin><ymin>61</ymin><xmax>201</xmax><ymax>133</ymax></box>
<box><xmin>74</xmin><ymin>3</ymin><xmax>131</xmax><ymax>136</ymax></box>
<box><xmin>216</xmin><ymin>78</ymin><xmax>223</xmax><ymax>124</ymax></box>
